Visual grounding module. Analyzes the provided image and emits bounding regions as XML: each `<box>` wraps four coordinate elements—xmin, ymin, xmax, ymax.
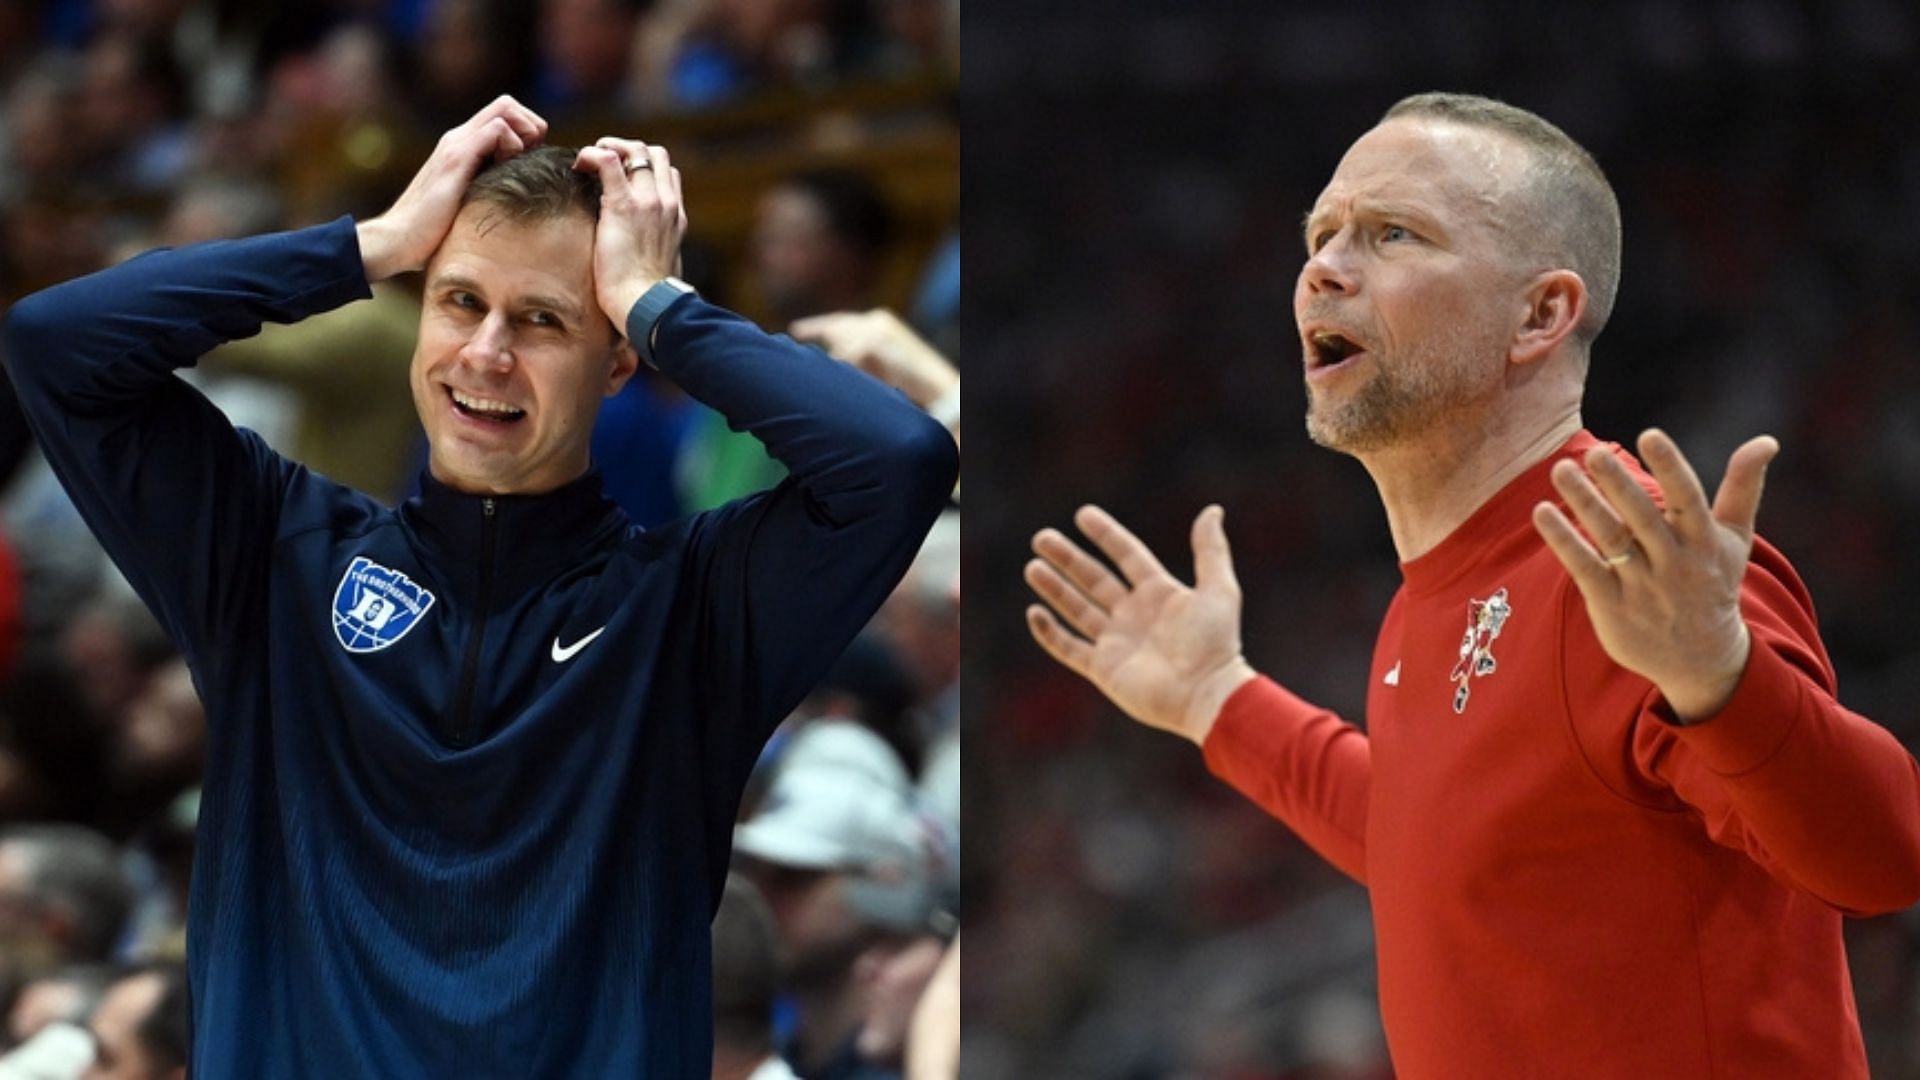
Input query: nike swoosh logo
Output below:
<box><xmin>551</xmin><ymin>626</ymin><xmax>607</xmax><ymax>663</ymax></box>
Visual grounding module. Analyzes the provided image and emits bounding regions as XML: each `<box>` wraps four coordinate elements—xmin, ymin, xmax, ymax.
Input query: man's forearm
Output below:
<box><xmin>4</xmin><ymin>218</ymin><xmax>373</xmax><ymax>412</ymax></box>
<box><xmin>642</xmin><ymin>296</ymin><xmax>958</xmax><ymax>518</ymax></box>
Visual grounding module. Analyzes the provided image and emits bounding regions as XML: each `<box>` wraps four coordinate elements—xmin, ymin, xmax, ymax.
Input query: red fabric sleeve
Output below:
<box><xmin>1200</xmin><ymin>675</ymin><xmax>1371</xmax><ymax>884</ymax></box>
<box><xmin>1633</xmin><ymin>545</ymin><xmax>1920</xmax><ymax>915</ymax></box>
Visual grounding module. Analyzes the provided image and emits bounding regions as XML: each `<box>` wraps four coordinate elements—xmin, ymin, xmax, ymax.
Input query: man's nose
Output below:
<box><xmin>1300</xmin><ymin>230</ymin><xmax>1359</xmax><ymax>296</ymax></box>
<box><xmin>459</xmin><ymin>313</ymin><xmax>515</xmax><ymax>371</ymax></box>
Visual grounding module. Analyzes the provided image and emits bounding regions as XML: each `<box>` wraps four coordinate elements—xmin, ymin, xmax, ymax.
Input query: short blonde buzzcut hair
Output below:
<box><xmin>1384</xmin><ymin>92</ymin><xmax>1622</xmax><ymax>345</ymax></box>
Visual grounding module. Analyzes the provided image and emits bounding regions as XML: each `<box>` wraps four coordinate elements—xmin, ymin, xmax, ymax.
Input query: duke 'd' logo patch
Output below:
<box><xmin>332</xmin><ymin>556</ymin><xmax>435</xmax><ymax>653</ymax></box>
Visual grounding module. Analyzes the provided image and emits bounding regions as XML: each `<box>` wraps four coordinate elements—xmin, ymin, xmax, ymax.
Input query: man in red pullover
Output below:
<box><xmin>1023</xmin><ymin>92</ymin><xmax>1920</xmax><ymax>1077</ymax></box>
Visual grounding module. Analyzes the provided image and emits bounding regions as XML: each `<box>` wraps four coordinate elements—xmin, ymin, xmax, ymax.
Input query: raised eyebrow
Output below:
<box><xmin>1303</xmin><ymin>202</ymin><xmax>1431</xmax><ymax>246</ymax></box>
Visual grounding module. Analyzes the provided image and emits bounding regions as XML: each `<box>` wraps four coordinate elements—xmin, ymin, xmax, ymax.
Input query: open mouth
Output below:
<box><xmin>1307</xmin><ymin>330</ymin><xmax>1366</xmax><ymax>371</ymax></box>
<box><xmin>447</xmin><ymin>387</ymin><xmax>526</xmax><ymax>424</ymax></box>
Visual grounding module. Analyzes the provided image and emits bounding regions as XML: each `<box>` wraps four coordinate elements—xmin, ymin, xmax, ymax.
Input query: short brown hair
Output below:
<box><xmin>1384</xmin><ymin>92</ymin><xmax>1622</xmax><ymax>344</ymax></box>
<box><xmin>462</xmin><ymin>146</ymin><xmax>601</xmax><ymax>225</ymax></box>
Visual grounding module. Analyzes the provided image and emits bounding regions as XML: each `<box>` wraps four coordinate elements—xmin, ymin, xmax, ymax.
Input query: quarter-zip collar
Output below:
<box><xmin>400</xmin><ymin>469</ymin><xmax>631</xmax><ymax>599</ymax></box>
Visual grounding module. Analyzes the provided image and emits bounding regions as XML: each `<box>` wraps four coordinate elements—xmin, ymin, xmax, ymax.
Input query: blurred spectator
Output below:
<box><xmin>99</xmin><ymin>660</ymin><xmax>201</xmax><ymax>845</ymax></box>
<box><xmin>0</xmin><ymin>825</ymin><xmax>131</xmax><ymax>1007</ymax></box>
<box><xmin>0</xmin><ymin>55</ymin><xmax>84</xmax><ymax>205</ymax></box>
<box><xmin>873</xmin><ymin>510</ymin><xmax>956</xmax><ymax>729</ymax></box>
<box><xmin>0</xmin><ymin>1019</ymin><xmax>92</xmax><ymax>1079</ymax></box>
<box><xmin>156</xmin><ymin>174</ymin><xmax>282</xmax><ymax>246</ymax></box>
<box><xmin>79</xmin><ymin>961</ymin><xmax>187</xmax><ymax>1080</ymax></box>
<box><xmin>734</xmin><ymin>720</ymin><xmax>948</xmax><ymax>1079</ymax></box>
<box><xmin>766</xmin><ymin>633</ymin><xmax>919</xmax><ymax>788</ymax></box>
<box><xmin>75</xmin><ymin>33</ymin><xmax>190</xmax><ymax>194</ymax></box>
<box><xmin>411</xmin><ymin>0</ymin><xmax>539</xmax><ymax>130</ymax></box>
<box><xmin>535</xmin><ymin>0</ymin><xmax>640</xmax><ymax>116</ymax></box>
<box><xmin>902</xmin><ymin>934</ymin><xmax>956</xmax><ymax>1080</ymax></box>
<box><xmin>851</xmin><ymin>929</ymin><xmax>946</xmax><ymax>1077</ymax></box>
<box><xmin>713</xmin><ymin>872</ymin><xmax>798</xmax><ymax>1080</ymax></box>
<box><xmin>58</xmin><ymin>596</ymin><xmax>170</xmax><ymax>750</ymax></box>
<box><xmin>632</xmin><ymin>0</ymin><xmax>888</xmax><ymax>112</ymax></box>
<box><xmin>752</xmin><ymin>169</ymin><xmax>894</xmax><ymax>328</ymax></box>
<box><xmin>865</xmin><ymin>0</ymin><xmax>956</xmax><ymax>76</ymax></box>
<box><xmin>4</xmin><ymin>964</ymin><xmax>111</xmax><ymax>1049</ymax></box>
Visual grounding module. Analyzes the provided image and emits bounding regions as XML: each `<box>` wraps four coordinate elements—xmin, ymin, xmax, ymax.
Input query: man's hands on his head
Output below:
<box><xmin>357</xmin><ymin>95</ymin><xmax>548</xmax><ymax>282</ymax></box>
<box><xmin>790</xmin><ymin>309</ymin><xmax>958</xmax><ymax>411</ymax></box>
<box><xmin>1025</xmin><ymin>505</ymin><xmax>1256</xmax><ymax>745</ymax></box>
<box><xmin>572</xmin><ymin>138</ymin><xmax>687</xmax><ymax>335</ymax></box>
<box><xmin>1532</xmin><ymin>429</ymin><xmax>1779</xmax><ymax>722</ymax></box>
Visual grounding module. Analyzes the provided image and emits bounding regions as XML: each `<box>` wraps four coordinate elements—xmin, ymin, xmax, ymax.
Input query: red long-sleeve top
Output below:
<box><xmin>1203</xmin><ymin>431</ymin><xmax>1920</xmax><ymax>1077</ymax></box>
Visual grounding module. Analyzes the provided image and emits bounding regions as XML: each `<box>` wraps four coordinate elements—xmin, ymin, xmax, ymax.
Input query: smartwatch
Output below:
<box><xmin>631</xmin><ymin>276</ymin><xmax>697</xmax><ymax>364</ymax></box>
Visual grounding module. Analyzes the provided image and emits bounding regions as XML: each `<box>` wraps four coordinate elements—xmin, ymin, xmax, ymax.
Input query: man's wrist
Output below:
<box><xmin>1184</xmin><ymin>657</ymin><xmax>1258</xmax><ymax>746</ymax></box>
<box><xmin>1658</xmin><ymin>625</ymin><xmax>1752</xmax><ymax>725</ymax></box>
<box><xmin>623</xmin><ymin>276</ymin><xmax>696</xmax><ymax>363</ymax></box>
<box><xmin>355</xmin><ymin>219</ymin><xmax>400</xmax><ymax>283</ymax></box>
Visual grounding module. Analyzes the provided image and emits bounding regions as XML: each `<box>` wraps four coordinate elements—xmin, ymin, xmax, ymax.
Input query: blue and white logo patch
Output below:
<box><xmin>332</xmin><ymin>556</ymin><xmax>435</xmax><ymax>653</ymax></box>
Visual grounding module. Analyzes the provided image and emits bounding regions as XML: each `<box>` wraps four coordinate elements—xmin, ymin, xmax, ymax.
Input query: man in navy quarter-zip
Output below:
<box><xmin>1</xmin><ymin>95</ymin><xmax>957</xmax><ymax>1077</ymax></box>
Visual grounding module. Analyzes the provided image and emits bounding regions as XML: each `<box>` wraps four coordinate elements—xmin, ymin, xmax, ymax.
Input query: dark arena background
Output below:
<box><xmin>965</xmin><ymin>2</ymin><xmax>1920</xmax><ymax>1075</ymax></box>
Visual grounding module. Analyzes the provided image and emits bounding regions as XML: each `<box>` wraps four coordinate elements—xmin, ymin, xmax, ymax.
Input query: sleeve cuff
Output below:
<box><xmin>1201</xmin><ymin>675</ymin><xmax>1300</xmax><ymax>778</ymax></box>
<box><xmin>1660</xmin><ymin>640</ymin><xmax>1810</xmax><ymax>776</ymax></box>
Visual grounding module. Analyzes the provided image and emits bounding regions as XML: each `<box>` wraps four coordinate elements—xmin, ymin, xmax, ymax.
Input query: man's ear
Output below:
<box><xmin>606</xmin><ymin>338</ymin><xmax>639</xmax><ymax>397</ymax></box>
<box><xmin>1509</xmin><ymin>269</ymin><xmax>1587</xmax><ymax>367</ymax></box>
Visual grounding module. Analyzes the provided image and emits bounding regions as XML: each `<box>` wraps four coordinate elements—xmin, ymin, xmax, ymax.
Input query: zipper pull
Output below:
<box><xmin>483</xmin><ymin>497</ymin><xmax>496</xmax><ymax>519</ymax></box>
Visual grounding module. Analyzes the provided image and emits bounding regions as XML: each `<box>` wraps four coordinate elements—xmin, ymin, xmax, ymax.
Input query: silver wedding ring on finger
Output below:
<box><xmin>625</xmin><ymin>156</ymin><xmax>651</xmax><ymax>174</ymax></box>
<box><xmin>1604</xmin><ymin>543</ymin><xmax>1638</xmax><ymax>567</ymax></box>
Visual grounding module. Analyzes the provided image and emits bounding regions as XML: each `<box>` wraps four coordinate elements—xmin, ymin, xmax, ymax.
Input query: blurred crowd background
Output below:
<box><xmin>968</xmin><ymin>2</ymin><xmax>1920</xmax><ymax>1077</ymax></box>
<box><xmin>0</xmin><ymin>0</ymin><xmax>958</xmax><ymax>1076</ymax></box>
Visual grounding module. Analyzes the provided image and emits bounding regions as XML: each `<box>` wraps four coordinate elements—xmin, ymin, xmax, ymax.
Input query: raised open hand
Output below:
<box><xmin>1532</xmin><ymin>429</ymin><xmax>1779</xmax><ymax>721</ymax></box>
<box><xmin>1025</xmin><ymin>505</ymin><xmax>1256</xmax><ymax>744</ymax></box>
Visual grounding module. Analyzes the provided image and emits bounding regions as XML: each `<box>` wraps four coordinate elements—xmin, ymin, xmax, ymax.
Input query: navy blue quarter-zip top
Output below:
<box><xmin>448</xmin><ymin>496</ymin><xmax>496</xmax><ymax>748</ymax></box>
<box><xmin>2</xmin><ymin>216</ymin><xmax>956</xmax><ymax>1077</ymax></box>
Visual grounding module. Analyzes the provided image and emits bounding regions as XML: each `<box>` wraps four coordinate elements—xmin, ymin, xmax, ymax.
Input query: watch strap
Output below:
<box><xmin>631</xmin><ymin>277</ymin><xmax>696</xmax><ymax>364</ymax></box>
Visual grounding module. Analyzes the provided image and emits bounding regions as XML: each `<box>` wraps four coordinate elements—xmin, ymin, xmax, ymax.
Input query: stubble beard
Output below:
<box><xmin>1304</xmin><ymin>331</ymin><xmax>1494</xmax><ymax>454</ymax></box>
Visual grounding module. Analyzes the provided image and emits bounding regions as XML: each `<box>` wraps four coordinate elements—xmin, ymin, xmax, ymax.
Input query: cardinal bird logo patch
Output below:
<box><xmin>332</xmin><ymin>556</ymin><xmax>435</xmax><ymax>653</ymax></box>
<box><xmin>1449</xmin><ymin>588</ymin><xmax>1511</xmax><ymax>713</ymax></box>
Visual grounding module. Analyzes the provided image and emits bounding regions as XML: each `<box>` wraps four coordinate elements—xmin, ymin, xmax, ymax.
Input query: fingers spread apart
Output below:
<box><xmin>1026</xmin><ymin>603</ymin><xmax>1094</xmax><ymax>678</ymax></box>
<box><xmin>1024</xmin><ymin>557</ymin><xmax>1108</xmax><ymax>642</ymax></box>
<box><xmin>1031</xmin><ymin>526</ymin><xmax>1127</xmax><ymax>611</ymax></box>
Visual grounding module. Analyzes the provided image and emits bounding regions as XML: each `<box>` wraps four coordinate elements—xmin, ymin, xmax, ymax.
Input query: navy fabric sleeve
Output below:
<box><xmin>640</xmin><ymin>296</ymin><xmax>957</xmax><ymax>797</ymax></box>
<box><xmin>1</xmin><ymin>217</ymin><xmax>374</xmax><ymax>662</ymax></box>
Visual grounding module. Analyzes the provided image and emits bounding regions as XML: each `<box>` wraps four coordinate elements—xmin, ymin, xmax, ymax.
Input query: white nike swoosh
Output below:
<box><xmin>551</xmin><ymin>626</ymin><xmax>607</xmax><ymax>663</ymax></box>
